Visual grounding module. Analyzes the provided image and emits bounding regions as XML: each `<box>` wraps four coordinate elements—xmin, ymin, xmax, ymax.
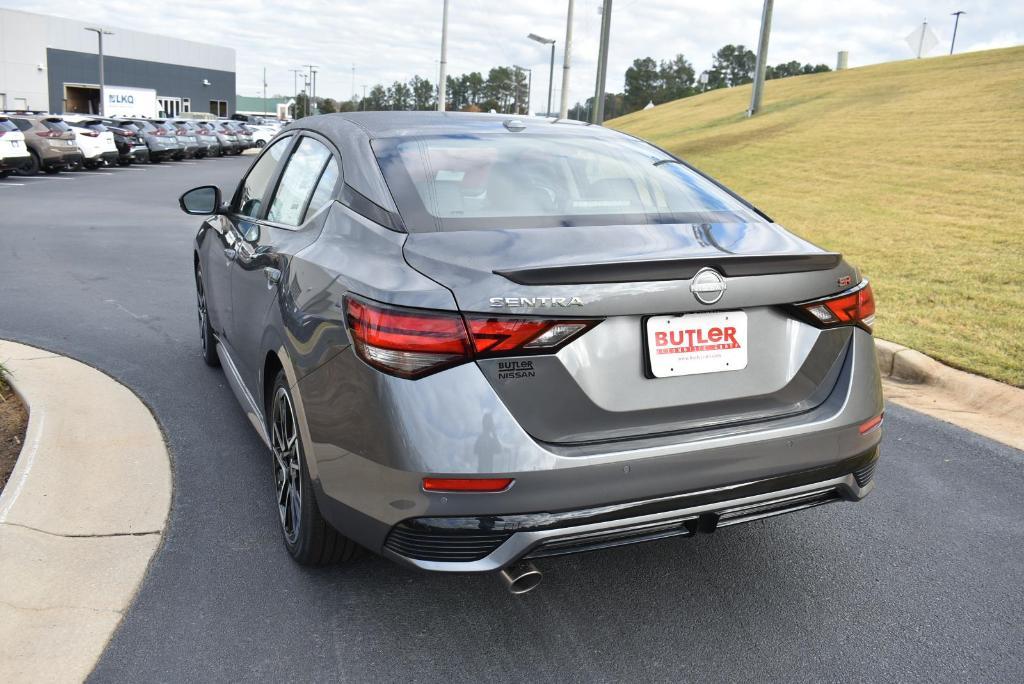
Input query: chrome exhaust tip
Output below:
<box><xmin>498</xmin><ymin>562</ymin><xmax>543</xmax><ymax>595</ymax></box>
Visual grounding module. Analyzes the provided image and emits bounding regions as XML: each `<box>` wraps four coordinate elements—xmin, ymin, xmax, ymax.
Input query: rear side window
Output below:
<box><xmin>234</xmin><ymin>136</ymin><xmax>290</xmax><ymax>218</ymax></box>
<box><xmin>267</xmin><ymin>137</ymin><xmax>334</xmax><ymax>226</ymax></box>
<box><xmin>304</xmin><ymin>158</ymin><xmax>340</xmax><ymax>222</ymax></box>
<box><xmin>373</xmin><ymin>133</ymin><xmax>759</xmax><ymax>232</ymax></box>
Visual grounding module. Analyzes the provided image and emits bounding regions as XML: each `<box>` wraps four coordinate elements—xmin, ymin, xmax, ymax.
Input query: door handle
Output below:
<box><xmin>264</xmin><ymin>267</ymin><xmax>282</xmax><ymax>287</ymax></box>
<box><xmin>224</xmin><ymin>248</ymin><xmax>237</xmax><ymax>261</ymax></box>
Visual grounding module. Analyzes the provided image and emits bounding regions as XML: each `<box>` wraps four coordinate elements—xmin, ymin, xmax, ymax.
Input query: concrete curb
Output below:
<box><xmin>875</xmin><ymin>339</ymin><xmax>1024</xmax><ymax>451</ymax></box>
<box><xmin>0</xmin><ymin>340</ymin><xmax>172</xmax><ymax>683</ymax></box>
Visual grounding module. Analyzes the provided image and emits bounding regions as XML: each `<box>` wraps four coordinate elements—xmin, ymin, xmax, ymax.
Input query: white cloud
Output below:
<box><xmin>5</xmin><ymin>0</ymin><xmax>1022</xmax><ymax>112</ymax></box>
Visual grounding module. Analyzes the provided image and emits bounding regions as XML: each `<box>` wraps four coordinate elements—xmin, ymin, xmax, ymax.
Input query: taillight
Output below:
<box><xmin>79</xmin><ymin>130</ymin><xmax>99</xmax><ymax>137</ymax></box>
<box><xmin>345</xmin><ymin>296</ymin><xmax>599</xmax><ymax>379</ymax></box>
<box><xmin>35</xmin><ymin>130</ymin><xmax>60</xmax><ymax>138</ymax></box>
<box><xmin>796</xmin><ymin>280</ymin><xmax>875</xmax><ymax>332</ymax></box>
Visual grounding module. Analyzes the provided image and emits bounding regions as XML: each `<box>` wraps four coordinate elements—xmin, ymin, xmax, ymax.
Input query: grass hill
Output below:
<box><xmin>608</xmin><ymin>46</ymin><xmax>1024</xmax><ymax>386</ymax></box>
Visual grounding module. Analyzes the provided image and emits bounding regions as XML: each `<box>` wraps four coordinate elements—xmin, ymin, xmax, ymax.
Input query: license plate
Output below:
<box><xmin>646</xmin><ymin>311</ymin><xmax>748</xmax><ymax>378</ymax></box>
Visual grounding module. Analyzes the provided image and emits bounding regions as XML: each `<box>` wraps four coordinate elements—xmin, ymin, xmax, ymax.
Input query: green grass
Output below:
<box><xmin>609</xmin><ymin>46</ymin><xmax>1024</xmax><ymax>386</ymax></box>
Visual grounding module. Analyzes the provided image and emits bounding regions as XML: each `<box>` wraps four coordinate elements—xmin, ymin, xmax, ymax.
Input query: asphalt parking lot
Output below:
<box><xmin>1</xmin><ymin>157</ymin><xmax>1022</xmax><ymax>682</ymax></box>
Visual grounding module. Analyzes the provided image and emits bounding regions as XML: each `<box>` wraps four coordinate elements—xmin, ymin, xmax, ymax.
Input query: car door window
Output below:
<box><xmin>234</xmin><ymin>137</ymin><xmax>289</xmax><ymax>218</ymax></box>
<box><xmin>266</xmin><ymin>137</ymin><xmax>334</xmax><ymax>226</ymax></box>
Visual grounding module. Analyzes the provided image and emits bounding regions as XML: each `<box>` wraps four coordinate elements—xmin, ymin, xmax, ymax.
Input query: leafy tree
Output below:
<box><xmin>464</xmin><ymin>72</ymin><xmax>485</xmax><ymax>105</ymax></box>
<box><xmin>387</xmin><ymin>81</ymin><xmax>412</xmax><ymax>110</ymax></box>
<box><xmin>318</xmin><ymin>97</ymin><xmax>338</xmax><ymax>114</ymax></box>
<box><xmin>363</xmin><ymin>84</ymin><xmax>388</xmax><ymax>111</ymax></box>
<box><xmin>711</xmin><ymin>44</ymin><xmax>756</xmax><ymax>87</ymax></box>
<box><xmin>485</xmin><ymin>66</ymin><xmax>516</xmax><ymax>113</ymax></box>
<box><xmin>658</xmin><ymin>54</ymin><xmax>696</xmax><ymax>102</ymax></box>
<box><xmin>409</xmin><ymin>75</ymin><xmax>435</xmax><ymax>110</ymax></box>
<box><xmin>624</xmin><ymin>57</ymin><xmax>660</xmax><ymax>110</ymax></box>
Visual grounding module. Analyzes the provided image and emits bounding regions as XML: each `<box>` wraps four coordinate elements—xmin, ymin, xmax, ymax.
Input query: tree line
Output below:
<box><xmin>290</xmin><ymin>44</ymin><xmax>830</xmax><ymax>120</ymax></box>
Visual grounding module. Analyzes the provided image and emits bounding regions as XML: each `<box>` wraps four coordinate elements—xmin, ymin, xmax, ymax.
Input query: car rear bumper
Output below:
<box><xmin>295</xmin><ymin>326</ymin><xmax>884</xmax><ymax>570</ymax></box>
<box><xmin>0</xmin><ymin>153</ymin><xmax>30</xmax><ymax>170</ymax></box>
<box><xmin>382</xmin><ymin>453</ymin><xmax>877</xmax><ymax>572</ymax></box>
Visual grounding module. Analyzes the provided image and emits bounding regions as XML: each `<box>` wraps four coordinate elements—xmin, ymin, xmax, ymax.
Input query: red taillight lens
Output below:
<box><xmin>422</xmin><ymin>477</ymin><xmax>514</xmax><ymax>493</ymax></box>
<box><xmin>79</xmin><ymin>130</ymin><xmax>99</xmax><ymax>137</ymax></box>
<box><xmin>344</xmin><ymin>296</ymin><xmax>599</xmax><ymax>379</ymax></box>
<box><xmin>35</xmin><ymin>130</ymin><xmax>59</xmax><ymax>138</ymax></box>
<box><xmin>797</xmin><ymin>280</ymin><xmax>875</xmax><ymax>331</ymax></box>
<box><xmin>346</xmin><ymin>297</ymin><xmax>472</xmax><ymax>379</ymax></box>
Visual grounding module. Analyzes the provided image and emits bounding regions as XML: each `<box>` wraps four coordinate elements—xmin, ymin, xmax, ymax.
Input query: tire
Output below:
<box><xmin>195</xmin><ymin>267</ymin><xmax>220</xmax><ymax>367</ymax></box>
<box><xmin>16</xmin><ymin>151</ymin><xmax>40</xmax><ymax>176</ymax></box>
<box><xmin>43</xmin><ymin>165</ymin><xmax>61</xmax><ymax>175</ymax></box>
<box><xmin>255</xmin><ymin>139</ymin><xmax>266</xmax><ymax>148</ymax></box>
<box><xmin>268</xmin><ymin>371</ymin><xmax>359</xmax><ymax>566</ymax></box>
<box><xmin>0</xmin><ymin>170</ymin><xmax>10</xmax><ymax>179</ymax></box>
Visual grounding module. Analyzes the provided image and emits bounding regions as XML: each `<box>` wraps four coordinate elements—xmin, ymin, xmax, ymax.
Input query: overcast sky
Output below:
<box><xmin>8</xmin><ymin>0</ymin><xmax>1023</xmax><ymax>112</ymax></box>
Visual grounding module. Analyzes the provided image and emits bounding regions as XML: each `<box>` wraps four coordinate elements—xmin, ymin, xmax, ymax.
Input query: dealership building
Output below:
<box><xmin>0</xmin><ymin>8</ymin><xmax>235</xmax><ymax>117</ymax></box>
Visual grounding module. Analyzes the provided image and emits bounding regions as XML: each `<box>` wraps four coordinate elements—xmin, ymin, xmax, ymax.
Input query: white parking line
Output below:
<box><xmin>18</xmin><ymin>175</ymin><xmax>75</xmax><ymax>180</ymax></box>
<box><xmin>0</xmin><ymin>183</ymin><xmax>25</xmax><ymax>187</ymax></box>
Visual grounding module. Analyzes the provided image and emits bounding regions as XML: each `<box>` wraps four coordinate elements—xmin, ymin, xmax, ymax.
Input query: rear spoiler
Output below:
<box><xmin>495</xmin><ymin>253</ymin><xmax>842</xmax><ymax>285</ymax></box>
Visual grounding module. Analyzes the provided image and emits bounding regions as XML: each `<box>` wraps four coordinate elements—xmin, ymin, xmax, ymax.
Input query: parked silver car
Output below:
<box><xmin>180</xmin><ymin>113</ymin><xmax>883</xmax><ymax>593</ymax></box>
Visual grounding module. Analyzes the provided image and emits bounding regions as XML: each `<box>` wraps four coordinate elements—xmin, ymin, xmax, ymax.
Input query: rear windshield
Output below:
<box><xmin>0</xmin><ymin>119</ymin><xmax>16</xmax><ymax>133</ymax></box>
<box><xmin>133</xmin><ymin>121</ymin><xmax>156</xmax><ymax>132</ymax></box>
<box><xmin>43</xmin><ymin>119</ymin><xmax>71</xmax><ymax>133</ymax></box>
<box><xmin>372</xmin><ymin>133</ymin><xmax>760</xmax><ymax>232</ymax></box>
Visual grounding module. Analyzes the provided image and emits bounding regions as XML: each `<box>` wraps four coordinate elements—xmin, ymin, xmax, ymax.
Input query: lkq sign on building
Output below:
<box><xmin>102</xmin><ymin>86</ymin><xmax>158</xmax><ymax>118</ymax></box>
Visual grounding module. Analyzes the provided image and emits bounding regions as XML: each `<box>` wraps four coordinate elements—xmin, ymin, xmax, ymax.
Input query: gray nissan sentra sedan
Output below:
<box><xmin>180</xmin><ymin>112</ymin><xmax>882</xmax><ymax>593</ymax></box>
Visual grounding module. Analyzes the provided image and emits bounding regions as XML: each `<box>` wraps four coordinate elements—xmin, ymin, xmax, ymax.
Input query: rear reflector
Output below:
<box><xmin>859</xmin><ymin>413</ymin><xmax>884</xmax><ymax>434</ymax></box>
<box><xmin>345</xmin><ymin>295</ymin><xmax>599</xmax><ymax>379</ymax></box>
<box><xmin>422</xmin><ymin>478</ymin><xmax>514</xmax><ymax>493</ymax></box>
<box><xmin>797</xmin><ymin>280</ymin><xmax>875</xmax><ymax>332</ymax></box>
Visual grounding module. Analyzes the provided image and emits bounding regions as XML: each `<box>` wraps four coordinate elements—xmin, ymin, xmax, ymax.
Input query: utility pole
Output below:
<box><xmin>303</xmin><ymin>64</ymin><xmax>318</xmax><ymax>115</ymax></box>
<box><xmin>747</xmin><ymin>0</ymin><xmax>774</xmax><ymax>117</ymax></box>
<box><xmin>84</xmin><ymin>27</ymin><xmax>113</xmax><ymax>116</ymax></box>
<box><xmin>592</xmin><ymin>0</ymin><xmax>612</xmax><ymax>124</ymax></box>
<box><xmin>289</xmin><ymin>69</ymin><xmax>302</xmax><ymax>119</ymax></box>
<box><xmin>950</xmin><ymin>11</ymin><xmax>965</xmax><ymax>54</ymax></box>
<box><xmin>262</xmin><ymin>67</ymin><xmax>267</xmax><ymax>118</ymax></box>
<box><xmin>559</xmin><ymin>0</ymin><xmax>575</xmax><ymax>119</ymax></box>
<box><xmin>438</xmin><ymin>0</ymin><xmax>450</xmax><ymax>111</ymax></box>
<box><xmin>311</xmin><ymin>69</ymin><xmax>318</xmax><ymax>115</ymax></box>
<box><xmin>917</xmin><ymin>20</ymin><xmax>927</xmax><ymax>58</ymax></box>
<box><xmin>361</xmin><ymin>84</ymin><xmax>367</xmax><ymax>110</ymax></box>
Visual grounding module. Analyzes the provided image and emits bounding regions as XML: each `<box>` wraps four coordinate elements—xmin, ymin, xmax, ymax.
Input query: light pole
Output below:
<box><xmin>747</xmin><ymin>0</ymin><xmax>774</xmax><ymax>117</ymax></box>
<box><xmin>84</xmin><ymin>27</ymin><xmax>113</xmax><ymax>115</ymax></box>
<box><xmin>438</xmin><ymin>0</ymin><xmax>450</xmax><ymax>111</ymax></box>
<box><xmin>559</xmin><ymin>0</ymin><xmax>575</xmax><ymax>119</ymax></box>
<box><xmin>528</xmin><ymin>33</ymin><xmax>556</xmax><ymax>117</ymax></box>
<box><xmin>311</xmin><ymin>69</ymin><xmax>318</xmax><ymax>115</ymax></box>
<box><xmin>592</xmin><ymin>0</ymin><xmax>612</xmax><ymax>124</ymax></box>
<box><xmin>950</xmin><ymin>11</ymin><xmax>966</xmax><ymax>54</ymax></box>
<box><xmin>289</xmin><ymin>69</ymin><xmax>302</xmax><ymax>119</ymax></box>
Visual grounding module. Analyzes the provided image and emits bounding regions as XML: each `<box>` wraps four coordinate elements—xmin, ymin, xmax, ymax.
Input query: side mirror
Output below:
<box><xmin>179</xmin><ymin>185</ymin><xmax>223</xmax><ymax>215</ymax></box>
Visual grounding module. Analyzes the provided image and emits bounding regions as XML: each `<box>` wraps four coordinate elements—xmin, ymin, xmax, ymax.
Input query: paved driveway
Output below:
<box><xmin>1</xmin><ymin>159</ymin><xmax>1021</xmax><ymax>682</ymax></box>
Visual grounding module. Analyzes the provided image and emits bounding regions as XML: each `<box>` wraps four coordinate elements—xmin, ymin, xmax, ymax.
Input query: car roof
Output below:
<box><xmin>292</xmin><ymin>111</ymin><xmax>606</xmax><ymax>141</ymax></box>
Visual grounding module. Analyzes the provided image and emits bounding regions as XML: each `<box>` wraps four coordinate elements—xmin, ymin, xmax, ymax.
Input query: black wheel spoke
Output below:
<box><xmin>270</xmin><ymin>386</ymin><xmax>302</xmax><ymax>544</ymax></box>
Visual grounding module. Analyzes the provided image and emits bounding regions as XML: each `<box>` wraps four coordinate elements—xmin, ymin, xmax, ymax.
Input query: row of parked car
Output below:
<box><xmin>0</xmin><ymin>113</ymin><xmax>280</xmax><ymax>177</ymax></box>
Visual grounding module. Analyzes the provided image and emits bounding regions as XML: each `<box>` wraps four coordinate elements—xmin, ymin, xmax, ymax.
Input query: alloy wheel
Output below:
<box><xmin>271</xmin><ymin>387</ymin><xmax>302</xmax><ymax>544</ymax></box>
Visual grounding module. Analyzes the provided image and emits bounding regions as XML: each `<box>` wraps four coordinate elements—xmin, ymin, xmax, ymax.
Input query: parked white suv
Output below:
<box><xmin>0</xmin><ymin>115</ymin><xmax>31</xmax><ymax>177</ymax></box>
<box><xmin>63</xmin><ymin>115</ymin><xmax>119</xmax><ymax>169</ymax></box>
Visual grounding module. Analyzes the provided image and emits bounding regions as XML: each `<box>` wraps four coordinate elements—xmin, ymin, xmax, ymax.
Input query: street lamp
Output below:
<box><xmin>528</xmin><ymin>33</ymin><xmax>556</xmax><ymax>117</ymax></box>
<box><xmin>84</xmin><ymin>27</ymin><xmax>114</xmax><ymax>116</ymax></box>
